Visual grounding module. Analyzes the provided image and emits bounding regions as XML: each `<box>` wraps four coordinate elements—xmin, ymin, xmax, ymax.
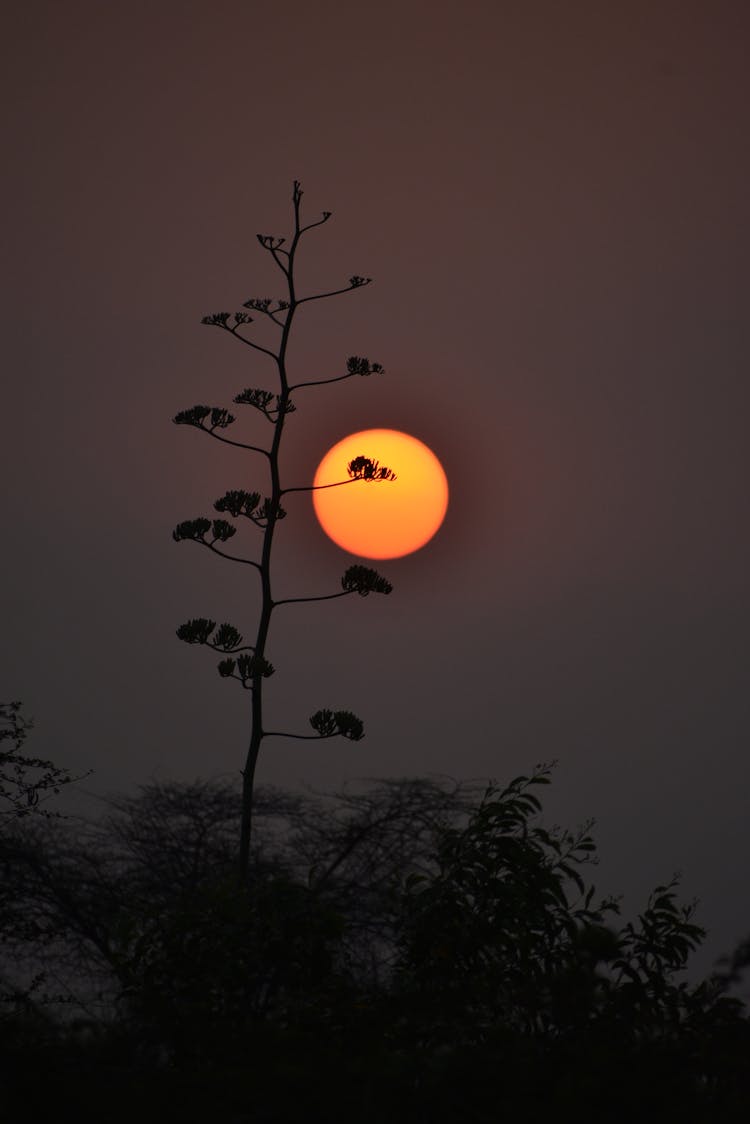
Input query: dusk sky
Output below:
<box><xmin>3</xmin><ymin>0</ymin><xmax>749</xmax><ymax>979</ymax></box>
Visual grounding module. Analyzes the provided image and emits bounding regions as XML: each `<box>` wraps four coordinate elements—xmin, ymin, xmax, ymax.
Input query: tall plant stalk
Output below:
<box><xmin>172</xmin><ymin>182</ymin><xmax>394</xmax><ymax>884</ymax></box>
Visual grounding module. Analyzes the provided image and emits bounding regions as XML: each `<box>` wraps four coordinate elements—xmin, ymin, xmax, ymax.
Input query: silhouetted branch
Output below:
<box><xmin>290</xmin><ymin>355</ymin><xmax>384</xmax><ymax>391</ymax></box>
<box><xmin>280</xmin><ymin>478</ymin><xmax>359</xmax><ymax>496</ymax></box>
<box><xmin>202</xmin><ymin>314</ymin><xmax>280</xmax><ymax>360</ymax></box>
<box><xmin>299</xmin><ymin>210</ymin><xmax>332</xmax><ymax>235</ymax></box>
<box><xmin>282</xmin><ymin>454</ymin><xmax>396</xmax><ymax>495</ymax></box>
<box><xmin>176</xmin><ymin>619</ymin><xmax>253</xmax><ymax>654</ymax></box>
<box><xmin>274</xmin><ymin>566</ymin><xmax>392</xmax><ymax>606</ymax></box>
<box><xmin>173</xmin><ymin>406</ymin><xmax>270</xmax><ymax>458</ymax></box>
<box><xmin>296</xmin><ymin>276</ymin><xmax>372</xmax><ymax>306</ymax></box>
<box><xmin>233</xmin><ymin>387</ymin><xmax>295</xmax><ymax>421</ymax></box>
<box><xmin>266</xmin><ymin>709</ymin><xmax>364</xmax><ymax>741</ymax></box>
<box><xmin>204</xmin><ymin>544</ymin><xmax>261</xmax><ymax>571</ymax></box>
<box><xmin>242</xmin><ymin>297</ymin><xmax>289</xmax><ymax>327</ymax></box>
<box><xmin>218</xmin><ymin>653</ymin><xmax>274</xmax><ymax>689</ymax></box>
<box><xmin>273</xmin><ymin>591</ymin><xmax>350</xmax><ymax>607</ymax></box>
<box><xmin>198</xmin><ymin>429</ymin><xmax>271</xmax><ymax>457</ymax></box>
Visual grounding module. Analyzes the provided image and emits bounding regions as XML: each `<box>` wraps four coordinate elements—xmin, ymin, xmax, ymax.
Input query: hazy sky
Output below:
<box><xmin>3</xmin><ymin>0</ymin><xmax>749</xmax><ymax>978</ymax></box>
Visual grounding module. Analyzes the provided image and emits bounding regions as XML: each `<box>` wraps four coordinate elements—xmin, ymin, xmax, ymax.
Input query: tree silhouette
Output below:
<box><xmin>172</xmin><ymin>182</ymin><xmax>395</xmax><ymax>882</ymax></box>
<box><xmin>0</xmin><ymin>701</ymin><xmax>86</xmax><ymax>829</ymax></box>
<box><xmin>0</xmin><ymin>701</ymin><xmax>88</xmax><ymax>1029</ymax></box>
<box><xmin>2</xmin><ymin>766</ymin><xmax>749</xmax><ymax>1120</ymax></box>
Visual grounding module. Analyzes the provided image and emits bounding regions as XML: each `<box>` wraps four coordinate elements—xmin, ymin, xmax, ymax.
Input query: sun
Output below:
<box><xmin>312</xmin><ymin>429</ymin><xmax>448</xmax><ymax>559</ymax></box>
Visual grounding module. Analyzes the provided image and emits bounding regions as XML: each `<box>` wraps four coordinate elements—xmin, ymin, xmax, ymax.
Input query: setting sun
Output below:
<box><xmin>312</xmin><ymin>429</ymin><xmax>448</xmax><ymax>559</ymax></box>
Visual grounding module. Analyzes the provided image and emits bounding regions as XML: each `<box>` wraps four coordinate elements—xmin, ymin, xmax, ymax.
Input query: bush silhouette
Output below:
<box><xmin>2</xmin><ymin>765</ymin><xmax>749</xmax><ymax>1121</ymax></box>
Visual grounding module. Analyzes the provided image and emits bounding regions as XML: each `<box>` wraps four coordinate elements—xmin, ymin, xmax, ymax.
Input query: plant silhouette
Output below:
<box><xmin>2</xmin><ymin>765</ymin><xmax>749</xmax><ymax>1121</ymax></box>
<box><xmin>0</xmin><ymin>701</ymin><xmax>87</xmax><ymax>829</ymax></box>
<box><xmin>172</xmin><ymin>182</ymin><xmax>395</xmax><ymax>882</ymax></box>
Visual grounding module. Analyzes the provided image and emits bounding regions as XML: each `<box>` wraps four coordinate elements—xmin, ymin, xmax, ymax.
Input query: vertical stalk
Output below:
<box><xmin>239</xmin><ymin>184</ymin><xmax>303</xmax><ymax>886</ymax></box>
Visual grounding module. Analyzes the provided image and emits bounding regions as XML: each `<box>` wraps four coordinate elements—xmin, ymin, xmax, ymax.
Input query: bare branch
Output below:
<box><xmin>263</xmin><ymin>731</ymin><xmax>338</xmax><ymax>740</ymax></box>
<box><xmin>201</xmin><ymin>429</ymin><xmax>271</xmax><ymax>459</ymax></box>
<box><xmin>290</xmin><ymin>355</ymin><xmax>383</xmax><ymax>391</ymax></box>
<box><xmin>205</xmin><ymin>543</ymin><xmax>262</xmax><ymax>571</ymax></box>
<box><xmin>289</xmin><ymin>373</ymin><xmax>355</xmax><ymax>391</ymax></box>
<box><xmin>296</xmin><ymin>277</ymin><xmax>372</xmax><ymax>306</ymax></box>
<box><xmin>226</xmin><ymin>325</ymin><xmax>279</xmax><ymax>361</ymax></box>
<box><xmin>299</xmin><ymin>210</ymin><xmax>332</xmax><ymax>235</ymax></box>
<box><xmin>273</xmin><ymin>591</ymin><xmax>351</xmax><ymax>608</ymax></box>
<box><xmin>280</xmin><ymin>478</ymin><xmax>360</xmax><ymax>496</ymax></box>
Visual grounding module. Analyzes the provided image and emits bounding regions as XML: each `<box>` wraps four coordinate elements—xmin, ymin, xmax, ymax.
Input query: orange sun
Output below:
<box><xmin>312</xmin><ymin>429</ymin><xmax>448</xmax><ymax>559</ymax></box>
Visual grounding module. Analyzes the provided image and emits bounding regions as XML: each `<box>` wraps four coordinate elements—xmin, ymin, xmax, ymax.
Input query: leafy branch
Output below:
<box><xmin>291</xmin><ymin>354</ymin><xmax>384</xmax><ymax>391</ymax></box>
<box><xmin>265</xmin><ymin>709</ymin><xmax>364</xmax><ymax>742</ymax></box>
<box><xmin>274</xmin><ymin>566</ymin><xmax>393</xmax><ymax>607</ymax></box>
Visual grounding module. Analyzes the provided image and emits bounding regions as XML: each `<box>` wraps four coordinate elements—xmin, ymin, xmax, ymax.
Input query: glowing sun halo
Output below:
<box><xmin>313</xmin><ymin>429</ymin><xmax>448</xmax><ymax>559</ymax></box>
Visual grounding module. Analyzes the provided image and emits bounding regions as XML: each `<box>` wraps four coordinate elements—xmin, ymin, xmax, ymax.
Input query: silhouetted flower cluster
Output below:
<box><xmin>347</xmin><ymin>456</ymin><xmax>397</xmax><ymax>482</ymax></box>
<box><xmin>309</xmin><ymin>709</ymin><xmax>364</xmax><ymax>740</ymax></box>
<box><xmin>233</xmin><ymin>387</ymin><xmax>295</xmax><ymax>419</ymax></box>
<box><xmin>172</xmin><ymin>519</ymin><xmax>237</xmax><ymax>544</ymax></box>
<box><xmin>341</xmin><ymin>565</ymin><xmax>393</xmax><ymax>596</ymax></box>
<box><xmin>176</xmin><ymin>619</ymin><xmax>244</xmax><ymax>652</ymax></box>
<box><xmin>173</xmin><ymin>405</ymin><xmax>235</xmax><ymax>430</ymax></box>
<box><xmin>213</xmin><ymin>490</ymin><xmax>262</xmax><ymax>518</ymax></box>
<box><xmin>218</xmin><ymin>653</ymin><xmax>275</xmax><ymax>685</ymax></box>
<box><xmin>242</xmin><ymin>296</ymin><xmax>290</xmax><ymax>313</ymax></box>
<box><xmin>346</xmin><ymin>355</ymin><xmax>384</xmax><ymax>376</ymax></box>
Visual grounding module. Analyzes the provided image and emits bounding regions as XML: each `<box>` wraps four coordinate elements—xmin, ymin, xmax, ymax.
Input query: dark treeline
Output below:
<box><xmin>2</xmin><ymin>707</ymin><xmax>749</xmax><ymax>1122</ymax></box>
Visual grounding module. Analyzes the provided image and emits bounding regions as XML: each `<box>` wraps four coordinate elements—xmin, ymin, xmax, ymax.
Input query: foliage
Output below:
<box><xmin>1</xmin><ymin>766</ymin><xmax>749</xmax><ymax>1120</ymax></box>
<box><xmin>0</xmin><ymin>701</ymin><xmax>86</xmax><ymax>829</ymax></box>
<box><xmin>0</xmin><ymin>702</ymin><xmax>88</xmax><ymax>1046</ymax></box>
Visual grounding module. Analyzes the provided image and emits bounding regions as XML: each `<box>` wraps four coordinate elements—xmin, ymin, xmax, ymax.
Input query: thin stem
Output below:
<box><xmin>281</xmin><ymin>478</ymin><xmax>360</xmax><ymax>496</ymax></box>
<box><xmin>229</xmin><ymin>675</ymin><xmax>253</xmax><ymax>691</ymax></box>
<box><xmin>299</xmin><ymin>213</ymin><xmax>332</xmax><ymax>235</ymax></box>
<box><xmin>241</xmin><ymin>303</ymin><xmax>288</xmax><ymax>329</ymax></box>
<box><xmin>204</xmin><ymin>543</ymin><xmax>262</xmax><ymax>571</ymax></box>
<box><xmin>273</xmin><ymin>591</ymin><xmax>351</xmax><ymax>607</ymax></box>
<box><xmin>289</xmin><ymin>373</ymin><xmax>356</xmax><ymax>391</ymax></box>
<box><xmin>196</xmin><ymin>427</ymin><xmax>271</xmax><ymax>459</ymax></box>
<box><xmin>224</xmin><ymin>324</ymin><xmax>279</xmax><ymax>361</ymax></box>
<box><xmin>256</xmin><ymin>308</ymin><xmax>286</xmax><ymax>328</ymax></box>
<box><xmin>206</xmin><ymin>643</ymin><xmax>255</xmax><ymax>654</ymax></box>
<box><xmin>263</xmin><ymin>731</ymin><xmax>338</xmax><ymax>740</ymax></box>
<box><xmin>240</xmin><ymin>183</ymin><xmax>304</xmax><ymax>885</ymax></box>
<box><xmin>296</xmin><ymin>279</ymin><xmax>372</xmax><ymax>306</ymax></box>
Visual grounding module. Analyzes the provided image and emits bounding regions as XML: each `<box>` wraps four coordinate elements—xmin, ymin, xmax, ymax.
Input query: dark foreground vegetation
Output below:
<box><xmin>2</xmin><ymin>708</ymin><xmax>749</xmax><ymax>1122</ymax></box>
